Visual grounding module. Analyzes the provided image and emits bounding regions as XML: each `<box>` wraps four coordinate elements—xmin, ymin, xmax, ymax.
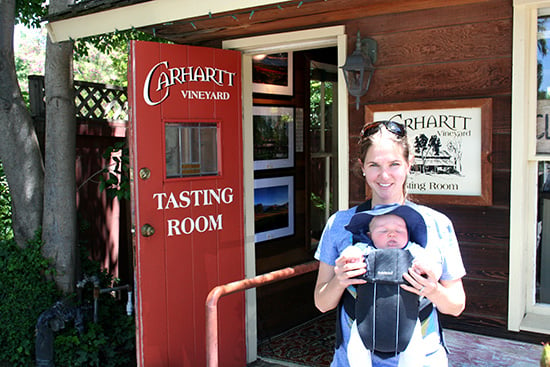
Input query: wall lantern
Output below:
<box><xmin>341</xmin><ymin>31</ymin><xmax>377</xmax><ymax>110</ymax></box>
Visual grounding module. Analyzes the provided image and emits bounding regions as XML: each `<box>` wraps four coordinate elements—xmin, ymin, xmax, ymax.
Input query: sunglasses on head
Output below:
<box><xmin>360</xmin><ymin>120</ymin><xmax>407</xmax><ymax>138</ymax></box>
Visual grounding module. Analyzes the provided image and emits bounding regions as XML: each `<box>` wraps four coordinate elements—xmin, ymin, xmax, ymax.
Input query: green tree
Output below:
<box><xmin>15</xmin><ymin>26</ymin><xmax>130</xmax><ymax>90</ymax></box>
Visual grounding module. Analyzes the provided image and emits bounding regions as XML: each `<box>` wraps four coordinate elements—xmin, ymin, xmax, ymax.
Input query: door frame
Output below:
<box><xmin>223</xmin><ymin>25</ymin><xmax>348</xmax><ymax>362</ymax></box>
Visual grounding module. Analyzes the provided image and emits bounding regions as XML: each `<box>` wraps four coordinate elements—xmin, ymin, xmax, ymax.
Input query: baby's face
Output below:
<box><xmin>369</xmin><ymin>214</ymin><xmax>408</xmax><ymax>249</ymax></box>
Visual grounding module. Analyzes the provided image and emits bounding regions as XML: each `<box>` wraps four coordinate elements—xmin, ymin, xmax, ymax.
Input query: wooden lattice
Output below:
<box><xmin>28</xmin><ymin>75</ymin><xmax>128</xmax><ymax>122</ymax></box>
<box><xmin>74</xmin><ymin>81</ymin><xmax>127</xmax><ymax>121</ymax></box>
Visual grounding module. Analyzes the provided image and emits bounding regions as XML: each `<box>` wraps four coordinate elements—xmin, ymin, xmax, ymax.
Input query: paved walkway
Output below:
<box><xmin>248</xmin><ymin>328</ymin><xmax>545</xmax><ymax>367</ymax></box>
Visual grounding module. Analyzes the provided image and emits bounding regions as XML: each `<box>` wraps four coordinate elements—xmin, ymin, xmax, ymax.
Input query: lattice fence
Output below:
<box><xmin>29</xmin><ymin>75</ymin><xmax>128</xmax><ymax>122</ymax></box>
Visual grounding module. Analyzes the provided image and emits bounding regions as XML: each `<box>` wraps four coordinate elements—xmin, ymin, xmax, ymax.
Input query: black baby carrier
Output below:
<box><xmin>337</xmin><ymin>202</ymin><xmax>431</xmax><ymax>357</ymax></box>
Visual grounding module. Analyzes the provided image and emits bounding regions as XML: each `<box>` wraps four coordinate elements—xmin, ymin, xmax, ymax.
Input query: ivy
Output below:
<box><xmin>0</xmin><ymin>234</ymin><xmax>136</xmax><ymax>366</ymax></box>
<box><xmin>0</xmin><ymin>232</ymin><xmax>59</xmax><ymax>366</ymax></box>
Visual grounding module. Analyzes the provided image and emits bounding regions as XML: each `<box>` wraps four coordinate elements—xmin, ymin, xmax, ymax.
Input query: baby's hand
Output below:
<box><xmin>340</xmin><ymin>245</ymin><xmax>364</xmax><ymax>264</ymax></box>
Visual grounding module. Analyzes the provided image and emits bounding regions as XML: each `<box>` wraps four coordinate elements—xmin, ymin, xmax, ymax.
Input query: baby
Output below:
<box><xmin>342</xmin><ymin>204</ymin><xmax>442</xmax><ymax>367</ymax></box>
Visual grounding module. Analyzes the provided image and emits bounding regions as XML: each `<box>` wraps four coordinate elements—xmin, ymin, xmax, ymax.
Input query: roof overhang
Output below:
<box><xmin>45</xmin><ymin>0</ymin><xmax>291</xmax><ymax>42</ymax></box>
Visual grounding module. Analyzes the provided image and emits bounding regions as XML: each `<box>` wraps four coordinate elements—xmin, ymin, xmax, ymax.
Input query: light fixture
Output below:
<box><xmin>341</xmin><ymin>31</ymin><xmax>377</xmax><ymax>110</ymax></box>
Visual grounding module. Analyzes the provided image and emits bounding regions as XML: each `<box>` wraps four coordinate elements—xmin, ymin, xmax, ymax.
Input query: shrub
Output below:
<box><xmin>0</xmin><ymin>234</ymin><xmax>136</xmax><ymax>366</ymax></box>
<box><xmin>0</xmin><ymin>232</ymin><xmax>59</xmax><ymax>366</ymax></box>
<box><xmin>0</xmin><ymin>162</ymin><xmax>135</xmax><ymax>367</ymax></box>
<box><xmin>54</xmin><ymin>253</ymin><xmax>136</xmax><ymax>367</ymax></box>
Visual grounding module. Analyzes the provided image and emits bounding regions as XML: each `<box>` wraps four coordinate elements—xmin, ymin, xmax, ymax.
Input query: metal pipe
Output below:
<box><xmin>205</xmin><ymin>260</ymin><xmax>320</xmax><ymax>367</ymax></box>
<box><xmin>99</xmin><ymin>284</ymin><xmax>131</xmax><ymax>294</ymax></box>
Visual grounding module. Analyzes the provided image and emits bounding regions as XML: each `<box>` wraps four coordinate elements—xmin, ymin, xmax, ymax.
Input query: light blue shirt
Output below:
<box><xmin>314</xmin><ymin>201</ymin><xmax>466</xmax><ymax>367</ymax></box>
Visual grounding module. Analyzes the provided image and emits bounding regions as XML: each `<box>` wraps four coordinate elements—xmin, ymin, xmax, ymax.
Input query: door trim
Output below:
<box><xmin>223</xmin><ymin>25</ymin><xmax>348</xmax><ymax>362</ymax></box>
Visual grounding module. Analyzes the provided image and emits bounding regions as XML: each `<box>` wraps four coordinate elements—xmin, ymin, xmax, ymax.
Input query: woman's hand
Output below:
<box><xmin>334</xmin><ymin>247</ymin><xmax>367</xmax><ymax>288</ymax></box>
<box><xmin>401</xmin><ymin>261</ymin><xmax>465</xmax><ymax>316</ymax></box>
<box><xmin>401</xmin><ymin>261</ymin><xmax>437</xmax><ymax>297</ymax></box>
<box><xmin>314</xmin><ymin>253</ymin><xmax>366</xmax><ymax>313</ymax></box>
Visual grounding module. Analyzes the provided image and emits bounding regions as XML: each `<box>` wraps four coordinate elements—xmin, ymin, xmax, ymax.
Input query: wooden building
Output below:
<box><xmin>45</xmin><ymin>0</ymin><xmax>550</xmax><ymax>364</ymax></box>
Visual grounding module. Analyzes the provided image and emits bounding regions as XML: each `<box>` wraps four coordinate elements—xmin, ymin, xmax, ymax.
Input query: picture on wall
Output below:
<box><xmin>254</xmin><ymin>176</ymin><xmax>294</xmax><ymax>243</ymax></box>
<box><xmin>253</xmin><ymin>106</ymin><xmax>294</xmax><ymax>170</ymax></box>
<box><xmin>365</xmin><ymin>98</ymin><xmax>493</xmax><ymax>206</ymax></box>
<box><xmin>252</xmin><ymin>52</ymin><xmax>293</xmax><ymax>95</ymax></box>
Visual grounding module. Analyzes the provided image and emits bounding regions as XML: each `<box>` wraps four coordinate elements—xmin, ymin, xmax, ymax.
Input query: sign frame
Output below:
<box><xmin>365</xmin><ymin>98</ymin><xmax>493</xmax><ymax>206</ymax></box>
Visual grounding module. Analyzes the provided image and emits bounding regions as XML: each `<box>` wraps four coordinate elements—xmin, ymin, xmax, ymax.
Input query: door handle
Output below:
<box><xmin>139</xmin><ymin>167</ymin><xmax>151</xmax><ymax>180</ymax></box>
<box><xmin>141</xmin><ymin>224</ymin><xmax>155</xmax><ymax>237</ymax></box>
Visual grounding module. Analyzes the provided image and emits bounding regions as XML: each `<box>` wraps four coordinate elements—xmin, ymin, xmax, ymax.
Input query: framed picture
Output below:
<box><xmin>365</xmin><ymin>98</ymin><xmax>493</xmax><ymax>206</ymax></box>
<box><xmin>254</xmin><ymin>176</ymin><xmax>294</xmax><ymax>243</ymax></box>
<box><xmin>253</xmin><ymin>106</ymin><xmax>294</xmax><ymax>170</ymax></box>
<box><xmin>252</xmin><ymin>52</ymin><xmax>293</xmax><ymax>95</ymax></box>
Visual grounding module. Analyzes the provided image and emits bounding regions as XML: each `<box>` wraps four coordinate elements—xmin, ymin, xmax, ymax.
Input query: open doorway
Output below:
<box><xmin>222</xmin><ymin>27</ymin><xmax>348</xmax><ymax>362</ymax></box>
<box><xmin>305</xmin><ymin>48</ymin><xmax>339</xmax><ymax>250</ymax></box>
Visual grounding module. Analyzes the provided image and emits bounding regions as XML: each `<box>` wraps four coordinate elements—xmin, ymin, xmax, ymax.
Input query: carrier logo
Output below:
<box><xmin>143</xmin><ymin>61</ymin><xmax>236</xmax><ymax>106</ymax></box>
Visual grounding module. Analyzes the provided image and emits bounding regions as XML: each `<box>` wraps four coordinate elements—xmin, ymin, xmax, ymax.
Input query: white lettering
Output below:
<box><xmin>166</xmin><ymin>214</ymin><xmax>224</xmax><ymax>236</ymax></box>
<box><xmin>167</xmin><ymin>219</ymin><xmax>181</xmax><ymax>236</ymax></box>
<box><xmin>165</xmin><ymin>192</ymin><xmax>180</xmax><ymax>209</ymax></box>
<box><xmin>143</xmin><ymin>61</ymin><xmax>236</xmax><ymax>106</ymax></box>
<box><xmin>179</xmin><ymin>191</ymin><xmax>191</xmax><ymax>208</ymax></box>
<box><xmin>154</xmin><ymin>187</ymin><xmax>235</xmax><ymax>209</ymax></box>
<box><xmin>153</xmin><ymin>192</ymin><xmax>167</xmax><ymax>210</ymax></box>
<box><xmin>182</xmin><ymin>217</ymin><xmax>194</xmax><ymax>234</ymax></box>
<box><xmin>222</xmin><ymin>187</ymin><xmax>233</xmax><ymax>204</ymax></box>
<box><xmin>210</xmin><ymin>214</ymin><xmax>223</xmax><ymax>230</ymax></box>
<box><xmin>143</xmin><ymin>61</ymin><xmax>170</xmax><ymax>106</ymax></box>
<box><xmin>180</xmin><ymin>90</ymin><xmax>230</xmax><ymax>100</ymax></box>
<box><xmin>195</xmin><ymin>216</ymin><xmax>209</xmax><ymax>232</ymax></box>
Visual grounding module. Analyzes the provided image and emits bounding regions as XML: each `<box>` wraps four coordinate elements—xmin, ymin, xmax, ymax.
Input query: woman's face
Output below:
<box><xmin>361</xmin><ymin>135</ymin><xmax>411</xmax><ymax>205</ymax></box>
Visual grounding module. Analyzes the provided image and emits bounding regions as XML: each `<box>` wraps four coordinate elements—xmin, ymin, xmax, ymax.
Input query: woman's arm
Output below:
<box><xmin>314</xmin><ymin>256</ymin><xmax>366</xmax><ymax>313</ymax></box>
<box><xmin>401</xmin><ymin>262</ymin><xmax>466</xmax><ymax>316</ymax></box>
<box><xmin>431</xmin><ymin>278</ymin><xmax>466</xmax><ymax>316</ymax></box>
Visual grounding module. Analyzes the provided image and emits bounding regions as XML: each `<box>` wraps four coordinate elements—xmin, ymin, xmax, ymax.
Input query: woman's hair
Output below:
<box><xmin>358</xmin><ymin>125</ymin><xmax>412</xmax><ymax>164</ymax></box>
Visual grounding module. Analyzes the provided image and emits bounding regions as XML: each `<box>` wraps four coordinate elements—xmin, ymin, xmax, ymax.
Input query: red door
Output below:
<box><xmin>128</xmin><ymin>41</ymin><xmax>245</xmax><ymax>366</ymax></box>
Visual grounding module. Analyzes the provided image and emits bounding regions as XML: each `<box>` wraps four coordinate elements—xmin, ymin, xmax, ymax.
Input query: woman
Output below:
<box><xmin>314</xmin><ymin>120</ymin><xmax>466</xmax><ymax>366</ymax></box>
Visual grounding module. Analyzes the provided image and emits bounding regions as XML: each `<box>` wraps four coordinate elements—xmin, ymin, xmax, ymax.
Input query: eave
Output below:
<box><xmin>45</xmin><ymin>0</ymin><xmax>293</xmax><ymax>43</ymax></box>
<box><xmin>45</xmin><ymin>0</ymin><xmax>489</xmax><ymax>45</ymax></box>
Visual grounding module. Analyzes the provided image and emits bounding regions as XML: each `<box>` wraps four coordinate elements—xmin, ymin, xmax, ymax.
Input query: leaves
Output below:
<box><xmin>98</xmin><ymin>142</ymin><xmax>131</xmax><ymax>201</ymax></box>
<box><xmin>0</xmin><ymin>232</ymin><xmax>59</xmax><ymax>366</ymax></box>
<box><xmin>0</xmin><ymin>162</ymin><xmax>13</xmax><ymax>240</ymax></box>
<box><xmin>15</xmin><ymin>0</ymin><xmax>46</xmax><ymax>28</ymax></box>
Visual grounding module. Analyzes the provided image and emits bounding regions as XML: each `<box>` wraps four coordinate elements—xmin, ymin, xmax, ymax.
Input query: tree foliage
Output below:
<box><xmin>15</xmin><ymin>0</ymin><xmax>46</xmax><ymax>28</ymax></box>
<box><xmin>0</xmin><ymin>162</ymin><xmax>13</xmax><ymax>240</ymax></box>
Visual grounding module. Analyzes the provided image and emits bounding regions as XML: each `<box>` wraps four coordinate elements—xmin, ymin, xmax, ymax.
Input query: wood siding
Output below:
<box><xmin>242</xmin><ymin>0</ymin><xmax>548</xmax><ymax>343</ymax></box>
<box><xmin>345</xmin><ymin>0</ymin><xmax>541</xmax><ymax>341</ymax></box>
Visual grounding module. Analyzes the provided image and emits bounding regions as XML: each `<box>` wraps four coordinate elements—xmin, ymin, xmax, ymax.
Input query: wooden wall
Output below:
<box><xmin>253</xmin><ymin>0</ymin><xmax>541</xmax><ymax>342</ymax></box>
<box><xmin>345</xmin><ymin>0</ymin><xmax>545</xmax><ymax>341</ymax></box>
<box><xmin>207</xmin><ymin>0</ymin><xmax>549</xmax><ymax>343</ymax></box>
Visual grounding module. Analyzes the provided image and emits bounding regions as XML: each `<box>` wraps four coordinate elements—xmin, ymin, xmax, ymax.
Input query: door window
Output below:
<box><xmin>165</xmin><ymin>123</ymin><xmax>218</xmax><ymax>178</ymax></box>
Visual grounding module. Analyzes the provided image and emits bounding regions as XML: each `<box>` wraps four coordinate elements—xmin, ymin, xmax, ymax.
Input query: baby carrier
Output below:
<box><xmin>338</xmin><ymin>202</ymin><xmax>431</xmax><ymax>357</ymax></box>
